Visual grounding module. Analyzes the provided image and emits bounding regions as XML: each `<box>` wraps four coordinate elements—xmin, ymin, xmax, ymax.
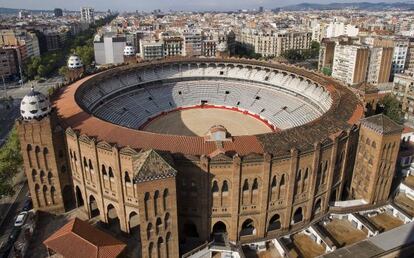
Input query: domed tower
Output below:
<box><xmin>66</xmin><ymin>54</ymin><xmax>84</xmax><ymax>81</ymax></box>
<box><xmin>16</xmin><ymin>87</ymin><xmax>73</xmax><ymax>213</ymax></box>
<box><xmin>123</xmin><ymin>45</ymin><xmax>137</xmax><ymax>64</ymax></box>
<box><xmin>216</xmin><ymin>41</ymin><xmax>230</xmax><ymax>58</ymax></box>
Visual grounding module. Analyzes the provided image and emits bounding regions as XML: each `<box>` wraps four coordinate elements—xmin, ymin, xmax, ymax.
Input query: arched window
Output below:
<box><xmin>252</xmin><ymin>178</ymin><xmax>258</xmax><ymax>190</ymax></box>
<box><xmin>108</xmin><ymin>167</ymin><xmax>114</xmax><ymax>178</ymax></box>
<box><xmin>157</xmin><ymin>237</ymin><xmax>164</xmax><ymax>258</ymax></box>
<box><xmin>83</xmin><ymin>157</ymin><xmax>88</xmax><ymax>168</ymax></box>
<box><xmin>304</xmin><ymin>169</ymin><xmax>309</xmax><ymax>180</ymax></box>
<box><xmin>50</xmin><ymin>186</ymin><xmax>56</xmax><ymax>204</ymax></box>
<box><xmin>280</xmin><ymin>174</ymin><xmax>285</xmax><ymax>187</ymax></box>
<box><xmin>296</xmin><ymin>169</ymin><xmax>302</xmax><ymax>180</ymax></box>
<box><xmin>27</xmin><ymin>144</ymin><xmax>33</xmax><ymax>167</ymax></box>
<box><xmin>35</xmin><ymin>146</ymin><xmax>41</xmax><ymax>168</ymax></box>
<box><xmin>163</xmin><ymin>189</ymin><xmax>169</xmax><ymax>211</ymax></box>
<box><xmin>48</xmin><ymin>172</ymin><xmax>53</xmax><ymax>184</ymax></box>
<box><xmin>271</xmin><ymin>176</ymin><xmax>277</xmax><ymax>189</ymax></box>
<box><xmin>125</xmin><ymin>171</ymin><xmax>131</xmax><ymax>183</ymax></box>
<box><xmin>147</xmin><ymin>223</ymin><xmax>153</xmax><ymax>240</ymax></box>
<box><xmin>88</xmin><ymin>159</ymin><xmax>93</xmax><ymax>171</ymax></box>
<box><xmin>222</xmin><ymin>180</ymin><xmax>229</xmax><ymax>192</ymax></box>
<box><xmin>164</xmin><ymin>213</ymin><xmax>170</xmax><ymax>230</ymax></box>
<box><xmin>32</xmin><ymin>169</ymin><xmax>37</xmax><ymax>182</ymax></box>
<box><xmin>40</xmin><ymin>170</ymin><xmax>45</xmax><ymax>184</ymax></box>
<box><xmin>101</xmin><ymin>165</ymin><xmax>107</xmax><ymax>176</ymax></box>
<box><xmin>148</xmin><ymin>242</ymin><xmax>154</xmax><ymax>258</ymax></box>
<box><xmin>154</xmin><ymin>190</ymin><xmax>159</xmax><ymax>216</ymax></box>
<box><xmin>144</xmin><ymin>192</ymin><xmax>150</xmax><ymax>220</ymax></box>
<box><xmin>156</xmin><ymin>217</ymin><xmax>162</xmax><ymax>234</ymax></box>
<box><xmin>242</xmin><ymin>179</ymin><xmax>249</xmax><ymax>191</ymax></box>
<box><xmin>212</xmin><ymin>181</ymin><xmax>219</xmax><ymax>193</ymax></box>
<box><xmin>43</xmin><ymin>185</ymin><xmax>48</xmax><ymax>206</ymax></box>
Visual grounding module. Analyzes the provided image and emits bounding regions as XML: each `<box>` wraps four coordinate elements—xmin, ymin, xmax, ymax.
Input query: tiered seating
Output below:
<box><xmin>91</xmin><ymin>79</ymin><xmax>325</xmax><ymax>130</ymax></box>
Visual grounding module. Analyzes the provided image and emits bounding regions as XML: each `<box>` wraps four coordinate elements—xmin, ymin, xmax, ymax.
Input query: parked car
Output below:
<box><xmin>22</xmin><ymin>199</ymin><xmax>32</xmax><ymax>211</ymax></box>
<box><xmin>14</xmin><ymin>211</ymin><xmax>28</xmax><ymax>227</ymax></box>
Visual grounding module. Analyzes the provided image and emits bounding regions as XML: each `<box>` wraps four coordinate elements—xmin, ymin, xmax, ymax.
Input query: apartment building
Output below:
<box><xmin>94</xmin><ymin>33</ymin><xmax>126</xmax><ymax>65</ymax></box>
<box><xmin>393</xmin><ymin>71</ymin><xmax>414</xmax><ymax>117</ymax></box>
<box><xmin>183</xmin><ymin>31</ymin><xmax>202</xmax><ymax>57</ymax></box>
<box><xmin>392</xmin><ymin>38</ymin><xmax>409</xmax><ymax>76</ymax></box>
<box><xmin>367</xmin><ymin>46</ymin><xmax>393</xmax><ymax>84</ymax></box>
<box><xmin>163</xmin><ymin>37</ymin><xmax>183</xmax><ymax>57</ymax></box>
<box><xmin>0</xmin><ymin>48</ymin><xmax>18</xmax><ymax>80</ymax></box>
<box><xmin>236</xmin><ymin>30</ymin><xmax>312</xmax><ymax>57</ymax></box>
<box><xmin>332</xmin><ymin>44</ymin><xmax>369</xmax><ymax>85</ymax></box>
<box><xmin>405</xmin><ymin>38</ymin><xmax>414</xmax><ymax>72</ymax></box>
<box><xmin>140</xmin><ymin>41</ymin><xmax>164</xmax><ymax>60</ymax></box>
<box><xmin>0</xmin><ymin>29</ymin><xmax>40</xmax><ymax>59</ymax></box>
<box><xmin>81</xmin><ymin>7</ymin><xmax>95</xmax><ymax>24</ymax></box>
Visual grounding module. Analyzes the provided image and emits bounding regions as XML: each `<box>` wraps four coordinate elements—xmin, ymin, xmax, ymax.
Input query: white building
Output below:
<box><xmin>332</xmin><ymin>44</ymin><xmax>369</xmax><ymax>85</ymax></box>
<box><xmin>93</xmin><ymin>33</ymin><xmax>126</xmax><ymax>65</ymax></box>
<box><xmin>140</xmin><ymin>41</ymin><xmax>164</xmax><ymax>60</ymax></box>
<box><xmin>326</xmin><ymin>21</ymin><xmax>359</xmax><ymax>38</ymax></box>
<box><xmin>81</xmin><ymin>7</ymin><xmax>95</xmax><ymax>24</ymax></box>
<box><xmin>392</xmin><ymin>39</ymin><xmax>409</xmax><ymax>76</ymax></box>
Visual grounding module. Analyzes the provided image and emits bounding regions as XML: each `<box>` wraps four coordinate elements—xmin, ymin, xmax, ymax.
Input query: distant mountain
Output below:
<box><xmin>281</xmin><ymin>2</ymin><xmax>414</xmax><ymax>11</ymax></box>
<box><xmin>0</xmin><ymin>7</ymin><xmax>52</xmax><ymax>14</ymax></box>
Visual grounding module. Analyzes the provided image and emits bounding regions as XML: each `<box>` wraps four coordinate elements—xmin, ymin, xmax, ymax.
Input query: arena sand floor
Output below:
<box><xmin>141</xmin><ymin>108</ymin><xmax>274</xmax><ymax>136</ymax></box>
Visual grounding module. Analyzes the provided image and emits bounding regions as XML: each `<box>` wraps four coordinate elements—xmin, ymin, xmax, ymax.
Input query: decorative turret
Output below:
<box><xmin>124</xmin><ymin>45</ymin><xmax>136</xmax><ymax>56</ymax></box>
<box><xmin>67</xmin><ymin>54</ymin><xmax>83</xmax><ymax>69</ymax></box>
<box><xmin>216</xmin><ymin>41</ymin><xmax>229</xmax><ymax>58</ymax></box>
<box><xmin>20</xmin><ymin>86</ymin><xmax>51</xmax><ymax>120</ymax></box>
<box><xmin>123</xmin><ymin>45</ymin><xmax>137</xmax><ymax>64</ymax></box>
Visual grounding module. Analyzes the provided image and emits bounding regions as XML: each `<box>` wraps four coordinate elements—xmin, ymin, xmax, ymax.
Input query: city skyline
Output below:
<box><xmin>0</xmin><ymin>0</ymin><xmax>407</xmax><ymax>12</ymax></box>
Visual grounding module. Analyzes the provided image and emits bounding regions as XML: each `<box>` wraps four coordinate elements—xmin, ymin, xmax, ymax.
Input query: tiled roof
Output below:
<box><xmin>53</xmin><ymin>58</ymin><xmax>363</xmax><ymax>157</ymax></box>
<box><xmin>132</xmin><ymin>149</ymin><xmax>177</xmax><ymax>183</ymax></box>
<box><xmin>43</xmin><ymin>218</ymin><xmax>126</xmax><ymax>258</ymax></box>
<box><xmin>360</xmin><ymin>114</ymin><xmax>403</xmax><ymax>135</ymax></box>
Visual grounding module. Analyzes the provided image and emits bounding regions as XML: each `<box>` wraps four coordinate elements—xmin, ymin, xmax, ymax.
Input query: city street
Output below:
<box><xmin>1</xmin><ymin>76</ymin><xmax>63</xmax><ymax>99</ymax></box>
<box><xmin>0</xmin><ymin>182</ymin><xmax>28</xmax><ymax>254</ymax></box>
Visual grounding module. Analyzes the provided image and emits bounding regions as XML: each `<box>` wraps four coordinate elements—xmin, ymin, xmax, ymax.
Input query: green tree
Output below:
<box><xmin>322</xmin><ymin>67</ymin><xmax>332</xmax><ymax>76</ymax></box>
<box><xmin>0</xmin><ymin>127</ymin><xmax>22</xmax><ymax>197</ymax></box>
<box><xmin>37</xmin><ymin>64</ymin><xmax>47</xmax><ymax>78</ymax></box>
<box><xmin>58</xmin><ymin>66</ymin><xmax>69</xmax><ymax>77</ymax></box>
<box><xmin>376</xmin><ymin>95</ymin><xmax>404</xmax><ymax>124</ymax></box>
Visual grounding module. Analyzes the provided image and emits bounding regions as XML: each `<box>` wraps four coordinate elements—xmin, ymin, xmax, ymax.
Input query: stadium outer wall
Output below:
<box><xmin>16</xmin><ymin>57</ymin><xmax>403</xmax><ymax>257</ymax></box>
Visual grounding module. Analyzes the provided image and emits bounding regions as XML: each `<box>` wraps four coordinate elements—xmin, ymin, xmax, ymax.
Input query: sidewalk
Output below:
<box><xmin>0</xmin><ymin>170</ymin><xmax>26</xmax><ymax>226</ymax></box>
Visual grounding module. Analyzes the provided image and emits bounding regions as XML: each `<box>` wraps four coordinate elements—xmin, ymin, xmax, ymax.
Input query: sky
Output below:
<box><xmin>0</xmin><ymin>0</ymin><xmax>407</xmax><ymax>12</ymax></box>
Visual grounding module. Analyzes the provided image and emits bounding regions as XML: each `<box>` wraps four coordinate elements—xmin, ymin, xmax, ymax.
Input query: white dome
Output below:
<box><xmin>217</xmin><ymin>41</ymin><xmax>228</xmax><ymax>52</ymax></box>
<box><xmin>67</xmin><ymin>55</ymin><xmax>83</xmax><ymax>69</ymax></box>
<box><xmin>124</xmin><ymin>46</ymin><xmax>135</xmax><ymax>56</ymax></box>
<box><xmin>20</xmin><ymin>87</ymin><xmax>51</xmax><ymax>120</ymax></box>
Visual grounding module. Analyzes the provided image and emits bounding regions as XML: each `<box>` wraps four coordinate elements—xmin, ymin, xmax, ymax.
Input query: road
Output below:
<box><xmin>0</xmin><ymin>183</ymin><xmax>28</xmax><ymax>252</ymax></box>
<box><xmin>1</xmin><ymin>76</ymin><xmax>63</xmax><ymax>99</ymax></box>
<box><xmin>0</xmin><ymin>100</ymin><xmax>20</xmax><ymax>147</ymax></box>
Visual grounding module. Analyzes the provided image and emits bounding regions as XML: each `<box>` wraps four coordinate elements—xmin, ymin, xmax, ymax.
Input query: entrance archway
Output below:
<box><xmin>107</xmin><ymin>204</ymin><xmax>120</xmax><ymax>234</ymax></box>
<box><xmin>268</xmin><ymin>214</ymin><xmax>281</xmax><ymax>231</ymax></box>
<box><xmin>89</xmin><ymin>195</ymin><xmax>100</xmax><ymax>218</ymax></box>
<box><xmin>129</xmin><ymin>211</ymin><xmax>140</xmax><ymax>240</ymax></box>
<box><xmin>62</xmin><ymin>185</ymin><xmax>74</xmax><ymax>211</ymax></box>
<box><xmin>240</xmin><ymin>219</ymin><xmax>256</xmax><ymax>236</ymax></box>
<box><xmin>293</xmin><ymin>207</ymin><xmax>303</xmax><ymax>224</ymax></box>
<box><xmin>75</xmin><ymin>186</ymin><xmax>84</xmax><ymax>207</ymax></box>
<box><xmin>212</xmin><ymin>221</ymin><xmax>227</xmax><ymax>243</ymax></box>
